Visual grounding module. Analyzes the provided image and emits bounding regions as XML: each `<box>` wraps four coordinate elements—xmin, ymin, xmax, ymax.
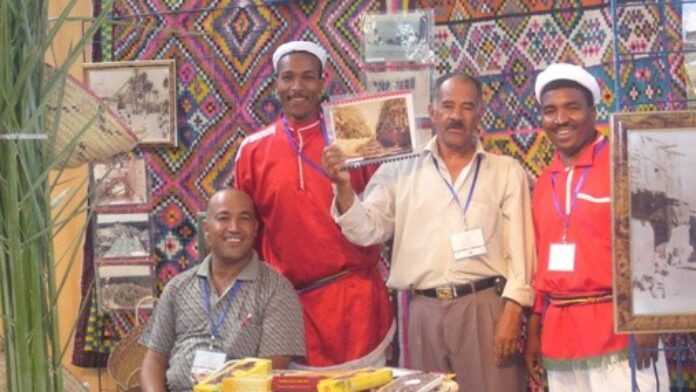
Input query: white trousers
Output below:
<box><xmin>547</xmin><ymin>347</ymin><xmax>669</xmax><ymax>392</ymax></box>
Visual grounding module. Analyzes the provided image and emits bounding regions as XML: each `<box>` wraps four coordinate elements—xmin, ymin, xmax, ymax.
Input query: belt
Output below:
<box><xmin>548</xmin><ymin>292</ymin><xmax>612</xmax><ymax>307</ymax></box>
<box><xmin>414</xmin><ymin>276</ymin><xmax>504</xmax><ymax>300</ymax></box>
<box><xmin>296</xmin><ymin>269</ymin><xmax>354</xmax><ymax>294</ymax></box>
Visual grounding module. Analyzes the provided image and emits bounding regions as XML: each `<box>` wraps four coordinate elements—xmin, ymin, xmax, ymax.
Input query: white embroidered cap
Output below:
<box><xmin>272</xmin><ymin>41</ymin><xmax>328</xmax><ymax>72</ymax></box>
<box><xmin>534</xmin><ymin>63</ymin><xmax>601</xmax><ymax>105</ymax></box>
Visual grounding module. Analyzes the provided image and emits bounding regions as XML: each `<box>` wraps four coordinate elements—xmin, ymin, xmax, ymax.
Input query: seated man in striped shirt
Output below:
<box><xmin>140</xmin><ymin>189</ymin><xmax>305</xmax><ymax>392</ymax></box>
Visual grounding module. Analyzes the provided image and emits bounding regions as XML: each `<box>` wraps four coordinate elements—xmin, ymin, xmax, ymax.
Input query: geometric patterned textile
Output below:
<box><xmin>76</xmin><ymin>2</ymin><xmax>690</xmax><ymax>382</ymax></box>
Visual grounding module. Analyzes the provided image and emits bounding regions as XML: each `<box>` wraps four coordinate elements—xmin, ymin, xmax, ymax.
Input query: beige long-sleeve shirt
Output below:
<box><xmin>333</xmin><ymin>137</ymin><xmax>536</xmax><ymax>306</ymax></box>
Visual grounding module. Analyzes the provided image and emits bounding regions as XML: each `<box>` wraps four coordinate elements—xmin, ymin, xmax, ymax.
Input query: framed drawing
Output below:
<box><xmin>91</xmin><ymin>153</ymin><xmax>149</xmax><ymax>208</ymax></box>
<box><xmin>323</xmin><ymin>91</ymin><xmax>418</xmax><ymax>167</ymax></box>
<box><xmin>95</xmin><ymin>213</ymin><xmax>151</xmax><ymax>259</ymax></box>
<box><xmin>612</xmin><ymin>110</ymin><xmax>696</xmax><ymax>332</ymax></box>
<box><xmin>83</xmin><ymin>60</ymin><xmax>177</xmax><ymax>146</ymax></box>
<box><xmin>362</xmin><ymin>10</ymin><xmax>433</xmax><ymax>63</ymax></box>
<box><xmin>96</xmin><ymin>263</ymin><xmax>155</xmax><ymax>312</ymax></box>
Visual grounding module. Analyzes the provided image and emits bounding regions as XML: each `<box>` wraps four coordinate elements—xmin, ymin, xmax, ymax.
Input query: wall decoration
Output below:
<box><xmin>613</xmin><ymin>110</ymin><xmax>696</xmax><ymax>332</ymax></box>
<box><xmin>91</xmin><ymin>154</ymin><xmax>149</xmax><ymax>208</ymax></box>
<box><xmin>83</xmin><ymin>60</ymin><xmax>177</xmax><ymax>146</ymax></box>
<box><xmin>364</xmin><ymin>65</ymin><xmax>432</xmax><ymax>118</ymax></box>
<box><xmin>96</xmin><ymin>263</ymin><xmax>155</xmax><ymax>312</ymax></box>
<box><xmin>95</xmin><ymin>213</ymin><xmax>151</xmax><ymax>259</ymax></box>
<box><xmin>363</xmin><ymin>10</ymin><xmax>433</xmax><ymax>63</ymax></box>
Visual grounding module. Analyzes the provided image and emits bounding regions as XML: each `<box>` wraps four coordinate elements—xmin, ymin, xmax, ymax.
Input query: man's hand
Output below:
<box><xmin>524</xmin><ymin>313</ymin><xmax>544</xmax><ymax>385</ymax></box>
<box><xmin>321</xmin><ymin>144</ymin><xmax>351</xmax><ymax>186</ymax></box>
<box><xmin>494</xmin><ymin>300</ymin><xmax>523</xmax><ymax>366</ymax></box>
<box><xmin>634</xmin><ymin>334</ymin><xmax>659</xmax><ymax>369</ymax></box>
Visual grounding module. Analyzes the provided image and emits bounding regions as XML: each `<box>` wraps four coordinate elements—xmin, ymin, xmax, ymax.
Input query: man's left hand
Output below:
<box><xmin>634</xmin><ymin>334</ymin><xmax>659</xmax><ymax>369</ymax></box>
<box><xmin>494</xmin><ymin>300</ymin><xmax>523</xmax><ymax>366</ymax></box>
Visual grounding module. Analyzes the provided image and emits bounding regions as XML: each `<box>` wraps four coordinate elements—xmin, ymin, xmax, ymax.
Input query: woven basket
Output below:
<box><xmin>106</xmin><ymin>297</ymin><xmax>155</xmax><ymax>392</ymax></box>
<box><xmin>45</xmin><ymin>66</ymin><xmax>138</xmax><ymax>168</ymax></box>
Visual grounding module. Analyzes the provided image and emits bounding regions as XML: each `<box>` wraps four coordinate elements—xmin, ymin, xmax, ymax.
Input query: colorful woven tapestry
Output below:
<box><xmin>75</xmin><ymin>2</ymin><xmax>692</xmax><ymax>389</ymax></box>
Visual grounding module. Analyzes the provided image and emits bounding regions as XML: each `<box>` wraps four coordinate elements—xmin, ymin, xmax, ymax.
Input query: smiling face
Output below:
<box><xmin>540</xmin><ymin>85</ymin><xmax>597</xmax><ymax>165</ymax></box>
<box><xmin>275</xmin><ymin>51</ymin><xmax>325</xmax><ymax>123</ymax></box>
<box><xmin>430</xmin><ymin>76</ymin><xmax>482</xmax><ymax>154</ymax></box>
<box><xmin>204</xmin><ymin>189</ymin><xmax>258</xmax><ymax>266</ymax></box>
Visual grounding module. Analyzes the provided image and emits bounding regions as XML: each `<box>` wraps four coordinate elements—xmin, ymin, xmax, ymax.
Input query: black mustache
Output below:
<box><xmin>447</xmin><ymin>120</ymin><xmax>465</xmax><ymax>129</ymax></box>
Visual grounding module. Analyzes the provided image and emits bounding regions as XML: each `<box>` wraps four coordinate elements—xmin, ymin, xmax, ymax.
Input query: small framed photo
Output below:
<box><xmin>95</xmin><ymin>213</ymin><xmax>151</xmax><ymax>259</ymax></box>
<box><xmin>96</xmin><ymin>263</ymin><xmax>155</xmax><ymax>312</ymax></box>
<box><xmin>364</xmin><ymin>65</ymin><xmax>432</xmax><ymax>118</ymax></box>
<box><xmin>612</xmin><ymin>110</ymin><xmax>696</xmax><ymax>332</ymax></box>
<box><xmin>91</xmin><ymin>154</ymin><xmax>149</xmax><ymax>208</ymax></box>
<box><xmin>83</xmin><ymin>60</ymin><xmax>177</xmax><ymax>146</ymax></box>
<box><xmin>363</xmin><ymin>10</ymin><xmax>433</xmax><ymax>63</ymax></box>
<box><xmin>323</xmin><ymin>91</ymin><xmax>417</xmax><ymax>167</ymax></box>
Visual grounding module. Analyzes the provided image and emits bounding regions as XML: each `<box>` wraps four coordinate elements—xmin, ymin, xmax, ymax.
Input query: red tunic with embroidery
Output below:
<box><xmin>532</xmin><ymin>136</ymin><xmax>628</xmax><ymax>360</ymax></box>
<box><xmin>234</xmin><ymin>117</ymin><xmax>393</xmax><ymax>366</ymax></box>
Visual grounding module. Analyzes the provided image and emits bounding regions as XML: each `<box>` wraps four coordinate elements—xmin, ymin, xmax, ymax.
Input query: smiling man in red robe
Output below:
<box><xmin>233</xmin><ymin>41</ymin><xmax>394</xmax><ymax>369</ymax></box>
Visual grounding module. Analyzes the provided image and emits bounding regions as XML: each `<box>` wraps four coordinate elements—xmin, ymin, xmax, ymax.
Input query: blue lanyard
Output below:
<box><xmin>432</xmin><ymin>154</ymin><xmax>482</xmax><ymax>216</ymax></box>
<box><xmin>200</xmin><ymin>278</ymin><xmax>242</xmax><ymax>346</ymax></box>
<box><xmin>550</xmin><ymin>138</ymin><xmax>607</xmax><ymax>241</ymax></box>
<box><xmin>281</xmin><ymin>115</ymin><xmax>330</xmax><ymax>178</ymax></box>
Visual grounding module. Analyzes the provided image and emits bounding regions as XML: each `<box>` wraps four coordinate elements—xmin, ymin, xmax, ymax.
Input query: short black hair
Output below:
<box><xmin>432</xmin><ymin>72</ymin><xmax>482</xmax><ymax>103</ymax></box>
<box><xmin>540</xmin><ymin>79</ymin><xmax>594</xmax><ymax>107</ymax></box>
<box><xmin>275</xmin><ymin>50</ymin><xmax>323</xmax><ymax>76</ymax></box>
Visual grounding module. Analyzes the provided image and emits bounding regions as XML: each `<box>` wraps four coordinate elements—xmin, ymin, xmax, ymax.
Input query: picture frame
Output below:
<box><xmin>91</xmin><ymin>153</ymin><xmax>149</xmax><ymax>208</ymax></box>
<box><xmin>95</xmin><ymin>213</ymin><xmax>151</xmax><ymax>260</ymax></box>
<box><xmin>364</xmin><ymin>65</ymin><xmax>432</xmax><ymax>119</ymax></box>
<box><xmin>362</xmin><ymin>10</ymin><xmax>433</xmax><ymax>63</ymax></box>
<box><xmin>83</xmin><ymin>60</ymin><xmax>177</xmax><ymax>146</ymax></box>
<box><xmin>612</xmin><ymin>110</ymin><xmax>696</xmax><ymax>333</ymax></box>
<box><xmin>323</xmin><ymin>91</ymin><xmax>418</xmax><ymax>167</ymax></box>
<box><xmin>96</xmin><ymin>263</ymin><xmax>155</xmax><ymax>312</ymax></box>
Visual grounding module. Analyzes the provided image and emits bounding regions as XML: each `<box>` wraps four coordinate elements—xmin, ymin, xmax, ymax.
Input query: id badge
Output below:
<box><xmin>450</xmin><ymin>228</ymin><xmax>487</xmax><ymax>260</ymax></box>
<box><xmin>191</xmin><ymin>349</ymin><xmax>226</xmax><ymax>382</ymax></box>
<box><xmin>548</xmin><ymin>243</ymin><xmax>575</xmax><ymax>271</ymax></box>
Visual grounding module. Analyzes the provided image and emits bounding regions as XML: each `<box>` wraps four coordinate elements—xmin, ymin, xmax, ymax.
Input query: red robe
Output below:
<box><xmin>234</xmin><ymin>117</ymin><xmax>393</xmax><ymax>366</ymax></box>
<box><xmin>532</xmin><ymin>136</ymin><xmax>628</xmax><ymax>361</ymax></box>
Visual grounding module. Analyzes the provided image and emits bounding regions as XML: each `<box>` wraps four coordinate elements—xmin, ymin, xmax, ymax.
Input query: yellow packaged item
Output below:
<box><xmin>193</xmin><ymin>383</ymin><xmax>220</xmax><ymax>392</ymax></box>
<box><xmin>221</xmin><ymin>375</ymin><xmax>272</xmax><ymax>392</ymax></box>
<box><xmin>194</xmin><ymin>358</ymin><xmax>272</xmax><ymax>390</ymax></box>
<box><xmin>317</xmin><ymin>368</ymin><xmax>393</xmax><ymax>392</ymax></box>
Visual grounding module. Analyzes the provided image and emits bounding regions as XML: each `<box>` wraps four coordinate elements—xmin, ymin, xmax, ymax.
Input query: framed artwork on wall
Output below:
<box><xmin>83</xmin><ymin>60</ymin><xmax>177</xmax><ymax>146</ymax></box>
<box><xmin>612</xmin><ymin>110</ymin><xmax>696</xmax><ymax>333</ymax></box>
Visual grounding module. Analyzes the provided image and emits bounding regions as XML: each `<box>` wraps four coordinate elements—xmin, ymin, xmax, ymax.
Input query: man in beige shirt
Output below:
<box><xmin>322</xmin><ymin>73</ymin><xmax>535</xmax><ymax>391</ymax></box>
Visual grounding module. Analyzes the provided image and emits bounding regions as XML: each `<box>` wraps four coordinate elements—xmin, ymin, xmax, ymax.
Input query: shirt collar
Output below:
<box><xmin>549</xmin><ymin>133</ymin><xmax>605</xmax><ymax>172</ymax></box>
<box><xmin>423</xmin><ymin>135</ymin><xmax>487</xmax><ymax>162</ymax></box>
<box><xmin>196</xmin><ymin>250</ymin><xmax>260</xmax><ymax>282</ymax></box>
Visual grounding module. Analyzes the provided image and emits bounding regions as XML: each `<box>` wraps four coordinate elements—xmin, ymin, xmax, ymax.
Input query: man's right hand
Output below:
<box><xmin>524</xmin><ymin>313</ymin><xmax>544</xmax><ymax>386</ymax></box>
<box><xmin>321</xmin><ymin>144</ymin><xmax>351</xmax><ymax>185</ymax></box>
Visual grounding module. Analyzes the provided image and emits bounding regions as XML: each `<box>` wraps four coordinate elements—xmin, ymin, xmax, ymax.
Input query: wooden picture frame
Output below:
<box><xmin>612</xmin><ymin>110</ymin><xmax>696</xmax><ymax>333</ymax></box>
<box><xmin>83</xmin><ymin>60</ymin><xmax>177</xmax><ymax>146</ymax></box>
<box><xmin>96</xmin><ymin>263</ymin><xmax>155</xmax><ymax>312</ymax></box>
<box><xmin>91</xmin><ymin>153</ymin><xmax>149</xmax><ymax>209</ymax></box>
<box><xmin>95</xmin><ymin>213</ymin><xmax>152</xmax><ymax>260</ymax></box>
